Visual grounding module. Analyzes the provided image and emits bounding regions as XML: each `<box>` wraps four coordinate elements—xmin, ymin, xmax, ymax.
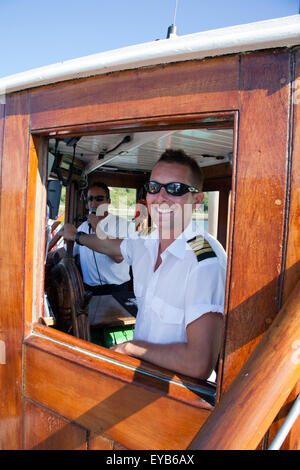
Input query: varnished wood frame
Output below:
<box><xmin>0</xmin><ymin>49</ymin><xmax>299</xmax><ymax>449</ymax></box>
<box><xmin>23</xmin><ymin>111</ymin><xmax>236</xmax><ymax>450</ymax></box>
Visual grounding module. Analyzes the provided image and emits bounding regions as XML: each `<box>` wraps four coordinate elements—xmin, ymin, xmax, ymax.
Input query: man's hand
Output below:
<box><xmin>110</xmin><ymin>341</ymin><xmax>147</xmax><ymax>356</ymax></box>
<box><xmin>109</xmin><ymin>312</ymin><xmax>223</xmax><ymax>380</ymax></box>
<box><xmin>110</xmin><ymin>343</ymin><xmax>129</xmax><ymax>354</ymax></box>
<box><xmin>62</xmin><ymin>223</ymin><xmax>77</xmax><ymax>241</ymax></box>
<box><xmin>87</xmin><ymin>213</ymin><xmax>100</xmax><ymax>232</ymax></box>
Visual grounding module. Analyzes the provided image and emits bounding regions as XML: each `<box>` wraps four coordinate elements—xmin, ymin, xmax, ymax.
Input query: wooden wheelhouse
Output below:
<box><xmin>0</xmin><ymin>16</ymin><xmax>299</xmax><ymax>450</ymax></box>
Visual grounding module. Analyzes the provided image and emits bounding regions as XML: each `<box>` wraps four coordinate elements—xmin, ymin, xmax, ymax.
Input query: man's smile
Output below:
<box><xmin>157</xmin><ymin>206</ymin><xmax>175</xmax><ymax>214</ymax></box>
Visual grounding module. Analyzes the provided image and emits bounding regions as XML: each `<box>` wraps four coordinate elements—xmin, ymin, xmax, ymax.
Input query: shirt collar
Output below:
<box><xmin>165</xmin><ymin>220</ymin><xmax>201</xmax><ymax>259</ymax></box>
<box><xmin>142</xmin><ymin>220</ymin><xmax>205</xmax><ymax>259</ymax></box>
<box><xmin>143</xmin><ymin>227</ymin><xmax>159</xmax><ymax>251</ymax></box>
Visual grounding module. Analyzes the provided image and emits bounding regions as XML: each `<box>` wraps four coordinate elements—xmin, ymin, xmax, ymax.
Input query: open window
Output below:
<box><xmin>40</xmin><ymin>119</ymin><xmax>234</xmax><ymax>389</ymax></box>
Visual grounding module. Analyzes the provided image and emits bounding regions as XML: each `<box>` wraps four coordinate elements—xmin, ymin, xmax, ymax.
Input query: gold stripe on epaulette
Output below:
<box><xmin>193</xmin><ymin>247</ymin><xmax>214</xmax><ymax>256</ymax></box>
<box><xmin>138</xmin><ymin>226</ymin><xmax>156</xmax><ymax>237</ymax></box>
<box><xmin>189</xmin><ymin>240</ymin><xmax>211</xmax><ymax>250</ymax></box>
<box><xmin>187</xmin><ymin>235</ymin><xmax>217</xmax><ymax>262</ymax></box>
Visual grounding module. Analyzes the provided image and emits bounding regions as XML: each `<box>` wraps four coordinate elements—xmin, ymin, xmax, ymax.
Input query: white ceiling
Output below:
<box><xmin>49</xmin><ymin>128</ymin><xmax>233</xmax><ymax>175</ymax></box>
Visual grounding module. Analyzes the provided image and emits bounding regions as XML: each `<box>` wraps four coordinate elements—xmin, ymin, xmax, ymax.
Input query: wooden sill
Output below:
<box><xmin>25</xmin><ymin>323</ymin><xmax>216</xmax><ymax>410</ymax></box>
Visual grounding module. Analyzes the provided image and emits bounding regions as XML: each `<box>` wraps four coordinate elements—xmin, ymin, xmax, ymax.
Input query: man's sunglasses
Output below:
<box><xmin>87</xmin><ymin>195</ymin><xmax>106</xmax><ymax>202</ymax></box>
<box><xmin>144</xmin><ymin>181</ymin><xmax>200</xmax><ymax>196</ymax></box>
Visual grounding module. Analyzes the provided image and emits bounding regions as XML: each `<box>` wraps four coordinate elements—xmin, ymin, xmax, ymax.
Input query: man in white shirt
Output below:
<box><xmin>74</xmin><ymin>182</ymin><xmax>131</xmax><ymax>295</ymax></box>
<box><xmin>63</xmin><ymin>150</ymin><xmax>226</xmax><ymax>379</ymax></box>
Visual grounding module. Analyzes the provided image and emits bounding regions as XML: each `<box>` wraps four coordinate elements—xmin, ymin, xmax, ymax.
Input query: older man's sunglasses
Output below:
<box><xmin>87</xmin><ymin>195</ymin><xmax>106</xmax><ymax>202</ymax></box>
<box><xmin>144</xmin><ymin>181</ymin><xmax>199</xmax><ymax>196</ymax></box>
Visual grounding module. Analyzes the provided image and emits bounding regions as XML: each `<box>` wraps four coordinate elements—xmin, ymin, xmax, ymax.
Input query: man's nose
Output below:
<box><xmin>156</xmin><ymin>186</ymin><xmax>169</xmax><ymax>201</ymax></box>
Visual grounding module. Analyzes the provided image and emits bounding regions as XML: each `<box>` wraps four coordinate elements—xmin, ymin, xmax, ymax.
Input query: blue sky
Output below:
<box><xmin>0</xmin><ymin>0</ymin><xmax>299</xmax><ymax>78</ymax></box>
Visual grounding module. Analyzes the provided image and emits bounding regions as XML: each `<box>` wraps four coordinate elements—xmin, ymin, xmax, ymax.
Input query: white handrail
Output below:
<box><xmin>268</xmin><ymin>395</ymin><xmax>300</xmax><ymax>450</ymax></box>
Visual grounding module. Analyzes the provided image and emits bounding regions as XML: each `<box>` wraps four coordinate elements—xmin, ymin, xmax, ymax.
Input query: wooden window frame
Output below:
<box><xmin>24</xmin><ymin>112</ymin><xmax>236</xmax><ymax>418</ymax></box>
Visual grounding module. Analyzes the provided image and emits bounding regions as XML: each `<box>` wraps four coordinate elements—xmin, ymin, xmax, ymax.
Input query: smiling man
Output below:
<box><xmin>63</xmin><ymin>150</ymin><xmax>227</xmax><ymax>379</ymax></box>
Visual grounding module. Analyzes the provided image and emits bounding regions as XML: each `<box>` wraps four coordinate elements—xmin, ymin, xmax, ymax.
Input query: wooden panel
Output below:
<box><xmin>24</xmin><ymin>136</ymin><xmax>48</xmax><ymax>333</ymax></box>
<box><xmin>30</xmin><ymin>323</ymin><xmax>216</xmax><ymax>409</ymax></box>
<box><xmin>0</xmin><ymin>100</ymin><xmax>5</xmax><ymax>249</ymax></box>
<box><xmin>89</xmin><ymin>294</ymin><xmax>135</xmax><ymax>327</ymax></box>
<box><xmin>29</xmin><ymin>56</ymin><xmax>239</xmax><ymax>131</ymax></box>
<box><xmin>24</xmin><ymin>399</ymin><xmax>87</xmax><ymax>450</ymax></box>
<box><xmin>217</xmin><ymin>188</ymin><xmax>230</xmax><ymax>249</ymax></box>
<box><xmin>24</xmin><ymin>136</ymin><xmax>39</xmax><ymax>336</ymax></box>
<box><xmin>283</xmin><ymin>51</ymin><xmax>300</xmax><ymax>306</ymax></box>
<box><xmin>24</xmin><ymin>336</ymin><xmax>210</xmax><ymax>450</ymax></box>
<box><xmin>220</xmin><ymin>51</ymin><xmax>291</xmax><ymax>393</ymax></box>
<box><xmin>267</xmin><ymin>48</ymin><xmax>300</xmax><ymax>451</ymax></box>
<box><xmin>188</xmin><ymin>280</ymin><xmax>300</xmax><ymax>450</ymax></box>
<box><xmin>89</xmin><ymin>170</ymin><xmax>148</xmax><ymax>190</ymax></box>
<box><xmin>88</xmin><ymin>433</ymin><xmax>114</xmax><ymax>450</ymax></box>
<box><xmin>0</xmin><ymin>102</ymin><xmax>5</xmax><ymax>176</ymax></box>
<box><xmin>0</xmin><ymin>92</ymin><xmax>29</xmax><ymax>449</ymax></box>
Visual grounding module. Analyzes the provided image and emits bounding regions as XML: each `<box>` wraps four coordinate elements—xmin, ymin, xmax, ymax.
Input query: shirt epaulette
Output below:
<box><xmin>187</xmin><ymin>235</ymin><xmax>217</xmax><ymax>262</ymax></box>
<box><xmin>138</xmin><ymin>226</ymin><xmax>156</xmax><ymax>237</ymax></box>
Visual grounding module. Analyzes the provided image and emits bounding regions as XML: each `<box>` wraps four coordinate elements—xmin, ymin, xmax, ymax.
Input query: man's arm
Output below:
<box><xmin>111</xmin><ymin>311</ymin><xmax>223</xmax><ymax>380</ymax></box>
<box><xmin>62</xmin><ymin>223</ymin><xmax>123</xmax><ymax>260</ymax></box>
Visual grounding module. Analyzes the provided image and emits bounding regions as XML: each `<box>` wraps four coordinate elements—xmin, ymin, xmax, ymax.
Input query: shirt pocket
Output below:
<box><xmin>151</xmin><ymin>296</ymin><xmax>184</xmax><ymax>325</ymax></box>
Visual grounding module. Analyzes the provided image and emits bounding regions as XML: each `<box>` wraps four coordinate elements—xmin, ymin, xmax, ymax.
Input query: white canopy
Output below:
<box><xmin>0</xmin><ymin>15</ymin><xmax>300</xmax><ymax>96</ymax></box>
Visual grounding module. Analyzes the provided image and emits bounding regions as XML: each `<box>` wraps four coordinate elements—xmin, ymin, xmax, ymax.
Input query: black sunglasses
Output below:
<box><xmin>87</xmin><ymin>195</ymin><xmax>106</xmax><ymax>202</ymax></box>
<box><xmin>144</xmin><ymin>181</ymin><xmax>199</xmax><ymax>196</ymax></box>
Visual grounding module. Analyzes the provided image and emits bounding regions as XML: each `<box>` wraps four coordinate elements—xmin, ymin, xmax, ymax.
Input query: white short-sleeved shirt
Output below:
<box><xmin>73</xmin><ymin>213</ymin><xmax>132</xmax><ymax>286</ymax></box>
<box><xmin>120</xmin><ymin>221</ymin><xmax>227</xmax><ymax>344</ymax></box>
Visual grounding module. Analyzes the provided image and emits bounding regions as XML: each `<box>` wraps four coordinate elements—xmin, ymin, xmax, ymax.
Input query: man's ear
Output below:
<box><xmin>192</xmin><ymin>191</ymin><xmax>204</xmax><ymax>210</ymax></box>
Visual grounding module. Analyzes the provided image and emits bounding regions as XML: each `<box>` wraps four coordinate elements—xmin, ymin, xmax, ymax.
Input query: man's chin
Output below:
<box><xmin>156</xmin><ymin>219</ymin><xmax>186</xmax><ymax>237</ymax></box>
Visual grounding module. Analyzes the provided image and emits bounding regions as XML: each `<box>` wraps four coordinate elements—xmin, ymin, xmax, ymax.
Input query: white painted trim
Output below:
<box><xmin>0</xmin><ymin>15</ymin><xmax>299</xmax><ymax>95</ymax></box>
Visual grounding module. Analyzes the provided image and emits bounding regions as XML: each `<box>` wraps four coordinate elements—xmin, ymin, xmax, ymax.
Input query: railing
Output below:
<box><xmin>188</xmin><ymin>280</ymin><xmax>300</xmax><ymax>450</ymax></box>
<box><xmin>268</xmin><ymin>394</ymin><xmax>299</xmax><ymax>450</ymax></box>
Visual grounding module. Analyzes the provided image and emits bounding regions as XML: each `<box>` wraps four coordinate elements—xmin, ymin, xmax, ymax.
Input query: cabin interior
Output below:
<box><xmin>44</xmin><ymin>123</ymin><xmax>233</xmax><ymax>356</ymax></box>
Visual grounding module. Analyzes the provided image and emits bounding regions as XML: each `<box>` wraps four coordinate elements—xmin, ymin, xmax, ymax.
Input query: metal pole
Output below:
<box><xmin>268</xmin><ymin>395</ymin><xmax>300</xmax><ymax>450</ymax></box>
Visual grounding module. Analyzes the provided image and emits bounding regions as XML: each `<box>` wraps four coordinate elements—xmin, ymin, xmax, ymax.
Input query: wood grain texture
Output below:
<box><xmin>282</xmin><ymin>50</ymin><xmax>300</xmax><ymax>304</ymax></box>
<box><xmin>24</xmin><ymin>399</ymin><xmax>88</xmax><ymax>450</ymax></box>
<box><xmin>88</xmin><ymin>432</ymin><xmax>114</xmax><ymax>450</ymax></box>
<box><xmin>29</xmin><ymin>323</ymin><xmax>216</xmax><ymax>410</ymax></box>
<box><xmin>24</xmin><ymin>136</ymin><xmax>48</xmax><ymax>333</ymax></box>
<box><xmin>26</xmin><ymin>324</ymin><xmax>215</xmax><ymax>410</ymax></box>
<box><xmin>219</xmin><ymin>51</ymin><xmax>292</xmax><ymax>393</ymax></box>
<box><xmin>88</xmin><ymin>294</ymin><xmax>135</xmax><ymax>327</ymax></box>
<box><xmin>189</xmin><ymin>280</ymin><xmax>300</xmax><ymax>450</ymax></box>
<box><xmin>24</xmin><ymin>136</ymin><xmax>39</xmax><ymax>336</ymax></box>
<box><xmin>0</xmin><ymin>103</ymin><xmax>5</xmax><ymax>180</ymax></box>
<box><xmin>267</xmin><ymin>48</ymin><xmax>300</xmax><ymax>451</ymax></box>
<box><xmin>0</xmin><ymin>92</ymin><xmax>29</xmax><ymax>449</ymax></box>
<box><xmin>24</xmin><ymin>335</ymin><xmax>211</xmax><ymax>450</ymax></box>
<box><xmin>29</xmin><ymin>57</ymin><xmax>239</xmax><ymax>131</ymax></box>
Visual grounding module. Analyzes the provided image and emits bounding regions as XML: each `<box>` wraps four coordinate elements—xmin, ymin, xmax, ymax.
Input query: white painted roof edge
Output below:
<box><xmin>1</xmin><ymin>14</ymin><xmax>300</xmax><ymax>96</ymax></box>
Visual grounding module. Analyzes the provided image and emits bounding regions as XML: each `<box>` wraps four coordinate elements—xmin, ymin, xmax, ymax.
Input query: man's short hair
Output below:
<box><xmin>155</xmin><ymin>149</ymin><xmax>204</xmax><ymax>190</ymax></box>
<box><xmin>88</xmin><ymin>181</ymin><xmax>110</xmax><ymax>200</ymax></box>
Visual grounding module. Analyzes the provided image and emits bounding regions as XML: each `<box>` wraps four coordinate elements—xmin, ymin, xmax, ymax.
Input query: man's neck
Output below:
<box><xmin>158</xmin><ymin>219</ymin><xmax>192</xmax><ymax>253</ymax></box>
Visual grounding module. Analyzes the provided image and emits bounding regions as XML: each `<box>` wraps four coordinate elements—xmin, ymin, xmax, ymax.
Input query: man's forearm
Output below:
<box><xmin>76</xmin><ymin>232</ymin><xmax>122</xmax><ymax>258</ymax></box>
<box><xmin>112</xmin><ymin>340</ymin><xmax>212</xmax><ymax>379</ymax></box>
